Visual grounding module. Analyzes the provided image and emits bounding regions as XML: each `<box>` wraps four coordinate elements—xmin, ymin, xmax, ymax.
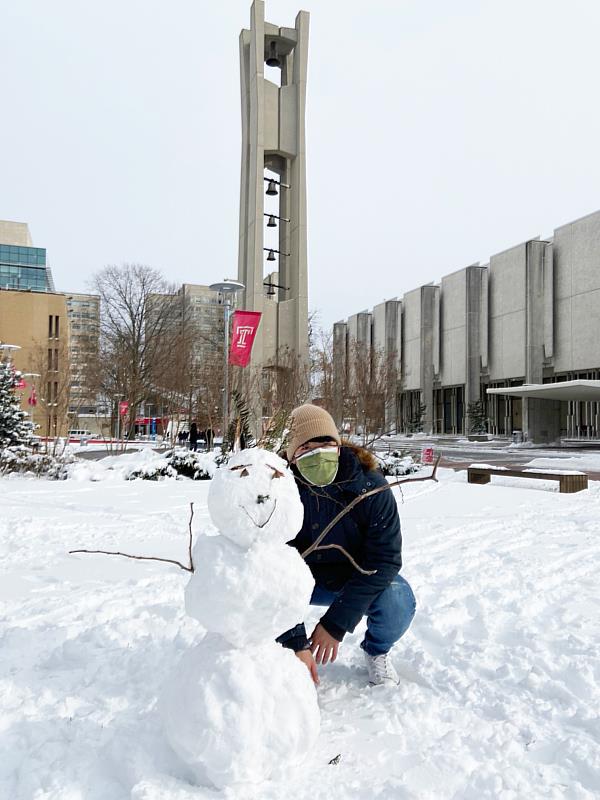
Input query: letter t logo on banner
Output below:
<box><xmin>229</xmin><ymin>311</ymin><xmax>262</xmax><ymax>367</ymax></box>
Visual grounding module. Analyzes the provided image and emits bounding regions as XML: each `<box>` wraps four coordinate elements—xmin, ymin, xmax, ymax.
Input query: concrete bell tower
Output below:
<box><xmin>238</xmin><ymin>1</ymin><xmax>309</xmax><ymax>375</ymax></box>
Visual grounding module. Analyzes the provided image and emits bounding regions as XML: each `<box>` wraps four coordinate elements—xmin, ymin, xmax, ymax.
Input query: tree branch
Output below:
<box><xmin>301</xmin><ymin>456</ymin><xmax>441</xmax><ymax>562</ymax></box>
<box><xmin>69</xmin><ymin>502</ymin><xmax>196</xmax><ymax>573</ymax></box>
<box><xmin>311</xmin><ymin>544</ymin><xmax>377</xmax><ymax>575</ymax></box>
<box><xmin>187</xmin><ymin>502</ymin><xmax>195</xmax><ymax>572</ymax></box>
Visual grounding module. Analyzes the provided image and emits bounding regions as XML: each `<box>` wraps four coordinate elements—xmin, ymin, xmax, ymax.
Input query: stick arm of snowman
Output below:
<box><xmin>69</xmin><ymin>502</ymin><xmax>196</xmax><ymax>573</ymax></box>
<box><xmin>301</xmin><ymin>456</ymin><xmax>441</xmax><ymax>576</ymax></box>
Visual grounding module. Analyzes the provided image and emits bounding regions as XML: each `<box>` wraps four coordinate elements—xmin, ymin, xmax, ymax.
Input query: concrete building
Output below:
<box><xmin>332</xmin><ymin>320</ymin><xmax>348</xmax><ymax>426</ymax></box>
<box><xmin>336</xmin><ymin>208</ymin><xmax>600</xmax><ymax>443</ymax></box>
<box><xmin>145</xmin><ymin>283</ymin><xmax>228</xmax><ymax>431</ymax></box>
<box><xmin>0</xmin><ymin>221</ymin><xmax>70</xmax><ymax>436</ymax></box>
<box><xmin>66</xmin><ymin>293</ymin><xmax>100</xmax><ymax>420</ymax></box>
<box><xmin>237</xmin><ymin>1</ymin><xmax>310</xmax><ymax>391</ymax></box>
<box><xmin>399</xmin><ymin>284</ymin><xmax>439</xmax><ymax>433</ymax></box>
<box><xmin>434</xmin><ymin>265</ymin><xmax>486</xmax><ymax>434</ymax></box>
<box><xmin>372</xmin><ymin>299</ymin><xmax>402</xmax><ymax>430</ymax></box>
<box><xmin>0</xmin><ymin>291</ymin><xmax>69</xmax><ymax>437</ymax></box>
<box><xmin>178</xmin><ymin>284</ymin><xmax>227</xmax><ymax>366</ymax></box>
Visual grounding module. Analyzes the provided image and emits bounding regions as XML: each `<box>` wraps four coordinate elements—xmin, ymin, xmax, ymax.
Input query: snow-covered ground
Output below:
<box><xmin>2</xmin><ymin>459</ymin><xmax>600</xmax><ymax>799</ymax></box>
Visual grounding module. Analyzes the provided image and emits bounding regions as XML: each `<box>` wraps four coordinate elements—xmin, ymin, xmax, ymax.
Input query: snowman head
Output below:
<box><xmin>208</xmin><ymin>448</ymin><xmax>304</xmax><ymax>549</ymax></box>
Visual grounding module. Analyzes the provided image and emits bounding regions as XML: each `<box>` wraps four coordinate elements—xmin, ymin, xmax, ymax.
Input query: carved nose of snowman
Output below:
<box><xmin>256</xmin><ymin>494</ymin><xmax>270</xmax><ymax>505</ymax></box>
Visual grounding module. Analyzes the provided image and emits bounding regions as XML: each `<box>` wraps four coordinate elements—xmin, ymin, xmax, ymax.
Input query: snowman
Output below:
<box><xmin>160</xmin><ymin>448</ymin><xmax>320</xmax><ymax>790</ymax></box>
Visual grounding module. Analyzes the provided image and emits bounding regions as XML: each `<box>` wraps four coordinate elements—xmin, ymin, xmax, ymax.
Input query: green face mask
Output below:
<box><xmin>296</xmin><ymin>447</ymin><xmax>339</xmax><ymax>486</ymax></box>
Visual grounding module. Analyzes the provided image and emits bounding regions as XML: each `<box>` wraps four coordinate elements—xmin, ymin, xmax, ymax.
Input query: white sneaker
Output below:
<box><xmin>364</xmin><ymin>651</ymin><xmax>399</xmax><ymax>685</ymax></box>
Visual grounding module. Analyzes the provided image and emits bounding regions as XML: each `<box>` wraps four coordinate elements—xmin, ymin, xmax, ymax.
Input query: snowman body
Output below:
<box><xmin>161</xmin><ymin>449</ymin><xmax>319</xmax><ymax>789</ymax></box>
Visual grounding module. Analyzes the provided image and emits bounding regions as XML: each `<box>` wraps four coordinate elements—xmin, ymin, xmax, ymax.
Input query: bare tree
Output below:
<box><xmin>310</xmin><ymin>327</ymin><xmax>335</xmax><ymax>410</ymax></box>
<box><xmin>89</xmin><ymin>264</ymin><xmax>180</xmax><ymax>443</ymax></box>
<box><xmin>149</xmin><ymin>293</ymin><xmax>225</xmax><ymax>445</ymax></box>
<box><xmin>345</xmin><ymin>340</ymin><xmax>397</xmax><ymax>447</ymax></box>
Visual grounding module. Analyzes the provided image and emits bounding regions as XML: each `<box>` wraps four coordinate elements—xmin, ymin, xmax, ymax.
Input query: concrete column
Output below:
<box><xmin>465</xmin><ymin>266</ymin><xmax>486</xmax><ymax>408</ymax></box>
<box><xmin>523</xmin><ymin>240</ymin><xmax>559</xmax><ymax>442</ymax></box>
<box><xmin>238</xmin><ymin>1</ymin><xmax>310</xmax><ymax>390</ymax></box>
<box><xmin>332</xmin><ymin>321</ymin><xmax>348</xmax><ymax>427</ymax></box>
<box><xmin>420</xmin><ymin>285</ymin><xmax>439</xmax><ymax>434</ymax></box>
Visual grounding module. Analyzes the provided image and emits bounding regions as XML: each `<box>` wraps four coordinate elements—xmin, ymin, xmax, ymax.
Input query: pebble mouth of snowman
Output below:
<box><xmin>239</xmin><ymin>497</ymin><xmax>278</xmax><ymax>529</ymax></box>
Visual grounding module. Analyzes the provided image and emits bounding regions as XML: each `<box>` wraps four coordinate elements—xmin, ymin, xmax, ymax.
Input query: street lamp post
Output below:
<box><xmin>0</xmin><ymin>343</ymin><xmax>21</xmax><ymax>364</ymax></box>
<box><xmin>209</xmin><ymin>279</ymin><xmax>245</xmax><ymax>445</ymax></box>
<box><xmin>114</xmin><ymin>395</ymin><xmax>122</xmax><ymax>444</ymax></box>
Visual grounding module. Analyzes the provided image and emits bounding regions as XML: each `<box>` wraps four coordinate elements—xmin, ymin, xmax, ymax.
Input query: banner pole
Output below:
<box><xmin>223</xmin><ymin>301</ymin><xmax>230</xmax><ymax>444</ymax></box>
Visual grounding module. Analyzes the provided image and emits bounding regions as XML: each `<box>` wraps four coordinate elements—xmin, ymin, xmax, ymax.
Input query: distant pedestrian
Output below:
<box><xmin>189</xmin><ymin>422</ymin><xmax>199</xmax><ymax>452</ymax></box>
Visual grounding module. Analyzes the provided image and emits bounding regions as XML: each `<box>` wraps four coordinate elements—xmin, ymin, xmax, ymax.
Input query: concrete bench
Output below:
<box><xmin>467</xmin><ymin>466</ymin><xmax>588</xmax><ymax>493</ymax></box>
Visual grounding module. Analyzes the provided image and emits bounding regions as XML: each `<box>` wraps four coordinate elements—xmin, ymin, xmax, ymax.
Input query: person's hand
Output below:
<box><xmin>309</xmin><ymin>623</ymin><xmax>340</xmax><ymax>665</ymax></box>
<box><xmin>295</xmin><ymin>648</ymin><xmax>320</xmax><ymax>685</ymax></box>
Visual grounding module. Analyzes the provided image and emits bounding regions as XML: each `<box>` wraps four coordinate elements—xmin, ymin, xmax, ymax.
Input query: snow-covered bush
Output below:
<box><xmin>0</xmin><ymin>362</ymin><xmax>34</xmax><ymax>449</ymax></box>
<box><xmin>0</xmin><ymin>362</ymin><xmax>63</xmax><ymax>476</ymax></box>
<box><xmin>125</xmin><ymin>448</ymin><xmax>227</xmax><ymax>481</ymax></box>
<box><xmin>168</xmin><ymin>449</ymin><xmax>227</xmax><ymax>480</ymax></box>
<box><xmin>0</xmin><ymin>445</ymin><xmax>75</xmax><ymax>479</ymax></box>
<box><xmin>376</xmin><ymin>450</ymin><xmax>420</xmax><ymax>477</ymax></box>
<box><xmin>125</xmin><ymin>460</ymin><xmax>178</xmax><ymax>481</ymax></box>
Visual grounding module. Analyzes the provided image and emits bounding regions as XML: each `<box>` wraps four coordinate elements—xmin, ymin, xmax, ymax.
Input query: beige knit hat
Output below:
<box><xmin>286</xmin><ymin>404</ymin><xmax>341</xmax><ymax>461</ymax></box>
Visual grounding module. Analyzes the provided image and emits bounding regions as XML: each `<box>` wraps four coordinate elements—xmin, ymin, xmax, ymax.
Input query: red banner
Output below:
<box><xmin>119</xmin><ymin>401</ymin><xmax>129</xmax><ymax>416</ymax></box>
<box><xmin>229</xmin><ymin>311</ymin><xmax>262</xmax><ymax>367</ymax></box>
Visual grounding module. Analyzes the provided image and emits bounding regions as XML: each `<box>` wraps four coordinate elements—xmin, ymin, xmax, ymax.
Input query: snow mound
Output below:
<box><xmin>67</xmin><ymin>447</ymin><xmax>224</xmax><ymax>483</ymax></box>
<box><xmin>185</xmin><ymin>534</ymin><xmax>314</xmax><ymax>645</ymax></box>
<box><xmin>160</xmin><ymin>637</ymin><xmax>319</xmax><ymax>789</ymax></box>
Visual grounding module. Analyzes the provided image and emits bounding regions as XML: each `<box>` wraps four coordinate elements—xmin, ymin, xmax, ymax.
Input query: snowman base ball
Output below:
<box><xmin>161</xmin><ymin>635</ymin><xmax>320</xmax><ymax>790</ymax></box>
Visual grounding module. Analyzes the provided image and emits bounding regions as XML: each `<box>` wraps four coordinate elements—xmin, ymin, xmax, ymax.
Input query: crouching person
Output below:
<box><xmin>277</xmin><ymin>404</ymin><xmax>416</xmax><ymax>686</ymax></box>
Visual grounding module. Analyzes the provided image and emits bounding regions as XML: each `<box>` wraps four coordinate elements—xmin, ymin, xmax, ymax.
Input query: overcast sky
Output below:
<box><xmin>3</xmin><ymin>0</ymin><xmax>600</xmax><ymax>328</ymax></box>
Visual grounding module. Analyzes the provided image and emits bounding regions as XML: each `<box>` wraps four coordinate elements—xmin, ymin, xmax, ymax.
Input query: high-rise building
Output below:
<box><xmin>65</xmin><ymin>293</ymin><xmax>100</xmax><ymax>419</ymax></box>
<box><xmin>0</xmin><ymin>221</ymin><xmax>69</xmax><ymax>436</ymax></box>
<box><xmin>0</xmin><ymin>220</ymin><xmax>55</xmax><ymax>292</ymax></box>
<box><xmin>145</xmin><ymin>283</ymin><xmax>227</xmax><ymax>429</ymax></box>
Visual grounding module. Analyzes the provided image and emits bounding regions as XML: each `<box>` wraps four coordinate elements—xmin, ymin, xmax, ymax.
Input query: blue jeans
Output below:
<box><xmin>311</xmin><ymin>575</ymin><xmax>416</xmax><ymax>656</ymax></box>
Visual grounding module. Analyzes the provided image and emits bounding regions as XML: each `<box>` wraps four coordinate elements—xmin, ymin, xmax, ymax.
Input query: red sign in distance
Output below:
<box><xmin>119</xmin><ymin>401</ymin><xmax>129</xmax><ymax>416</ymax></box>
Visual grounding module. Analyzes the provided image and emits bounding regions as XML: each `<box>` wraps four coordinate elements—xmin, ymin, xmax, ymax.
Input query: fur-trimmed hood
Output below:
<box><xmin>339</xmin><ymin>440</ymin><xmax>379</xmax><ymax>473</ymax></box>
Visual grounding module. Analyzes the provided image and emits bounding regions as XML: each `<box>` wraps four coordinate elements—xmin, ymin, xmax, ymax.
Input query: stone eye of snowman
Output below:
<box><xmin>230</xmin><ymin>465</ymin><xmax>251</xmax><ymax>477</ymax></box>
<box><xmin>229</xmin><ymin>464</ymin><xmax>285</xmax><ymax>480</ymax></box>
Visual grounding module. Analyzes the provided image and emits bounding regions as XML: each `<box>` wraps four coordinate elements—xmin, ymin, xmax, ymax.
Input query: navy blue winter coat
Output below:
<box><xmin>277</xmin><ymin>445</ymin><xmax>402</xmax><ymax>650</ymax></box>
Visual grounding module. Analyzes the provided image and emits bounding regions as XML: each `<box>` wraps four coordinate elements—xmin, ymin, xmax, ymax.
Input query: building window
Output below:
<box><xmin>48</xmin><ymin>316</ymin><xmax>53</xmax><ymax>338</ymax></box>
<box><xmin>55</xmin><ymin>316</ymin><xmax>59</xmax><ymax>338</ymax></box>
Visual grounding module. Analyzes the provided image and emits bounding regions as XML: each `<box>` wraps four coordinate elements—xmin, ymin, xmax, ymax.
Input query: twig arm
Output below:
<box><xmin>69</xmin><ymin>502</ymin><xmax>197</xmax><ymax>573</ymax></box>
<box><xmin>68</xmin><ymin>549</ymin><xmax>194</xmax><ymax>572</ymax></box>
